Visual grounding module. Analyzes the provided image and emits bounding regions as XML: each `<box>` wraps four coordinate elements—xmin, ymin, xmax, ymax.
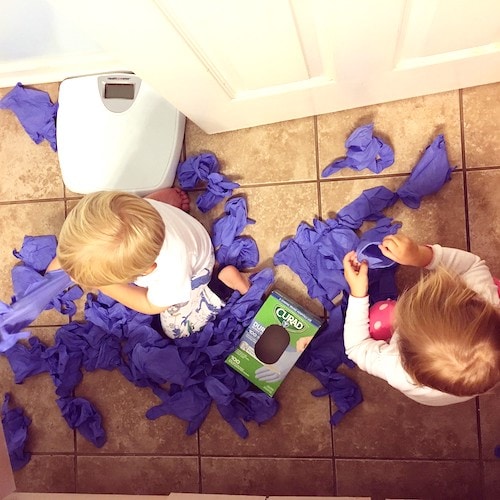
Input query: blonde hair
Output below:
<box><xmin>57</xmin><ymin>191</ymin><xmax>165</xmax><ymax>287</ymax></box>
<box><xmin>395</xmin><ymin>266</ymin><xmax>500</xmax><ymax>397</ymax></box>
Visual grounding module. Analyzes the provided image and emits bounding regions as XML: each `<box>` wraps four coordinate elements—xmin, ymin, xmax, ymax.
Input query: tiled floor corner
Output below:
<box><xmin>0</xmin><ymin>81</ymin><xmax>499</xmax><ymax>499</ymax></box>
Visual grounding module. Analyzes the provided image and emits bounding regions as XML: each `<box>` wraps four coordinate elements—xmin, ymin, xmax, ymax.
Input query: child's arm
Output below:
<box><xmin>98</xmin><ymin>284</ymin><xmax>169</xmax><ymax>315</ymax></box>
<box><xmin>428</xmin><ymin>245</ymin><xmax>498</xmax><ymax>303</ymax></box>
<box><xmin>379</xmin><ymin>234</ymin><xmax>497</xmax><ymax>302</ymax></box>
<box><xmin>46</xmin><ymin>256</ymin><xmax>168</xmax><ymax>314</ymax></box>
<box><xmin>342</xmin><ymin>251</ymin><xmax>395</xmax><ymax>380</ymax></box>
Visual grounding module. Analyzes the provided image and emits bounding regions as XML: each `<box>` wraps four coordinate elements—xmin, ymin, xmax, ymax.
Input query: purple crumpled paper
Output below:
<box><xmin>1</xmin><ymin>393</ymin><xmax>31</xmax><ymax>470</ymax></box>
<box><xmin>322</xmin><ymin>123</ymin><xmax>394</xmax><ymax>177</ymax></box>
<box><xmin>0</xmin><ymin>82</ymin><xmax>58</xmax><ymax>151</ymax></box>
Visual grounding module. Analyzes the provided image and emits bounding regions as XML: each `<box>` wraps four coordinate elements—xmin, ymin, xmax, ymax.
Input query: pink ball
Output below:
<box><xmin>369</xmin><ymin>299</ymin><xmax>396</xmax><ymax>341</ymax></box>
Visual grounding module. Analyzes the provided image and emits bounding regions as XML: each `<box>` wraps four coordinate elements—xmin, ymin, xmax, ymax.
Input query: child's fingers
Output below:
<box><xmin>378</xmin><ymin>243</ymin><xmax>395</xmax><ymax>259</ymax></box>
<box><xmin>381</xmin><ymin>234</ymin><xmax>399</xmax><ymax>249</ymax></box>
<box><xmin>358</xmin><ymin>260</ymin><xmax>368</xmax><ymax>276</ymax></box>
<box><xmin>343</xmin><ymin>250</ymin><xmax>356</xmax><ymax>267</ymax></box>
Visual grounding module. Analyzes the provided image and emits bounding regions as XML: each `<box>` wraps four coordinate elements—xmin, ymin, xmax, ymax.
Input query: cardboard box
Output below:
<box><xmin>225</xmin><ymin>290</ymin><xmax>323</xmax><ymax>396</ymax></box>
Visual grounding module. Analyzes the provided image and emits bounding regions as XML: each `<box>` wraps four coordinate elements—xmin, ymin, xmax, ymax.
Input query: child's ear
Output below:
<box><xmin>142</xmin><ymin>263</ymin><xmax>157</xmax><ymax>276</ymax></box>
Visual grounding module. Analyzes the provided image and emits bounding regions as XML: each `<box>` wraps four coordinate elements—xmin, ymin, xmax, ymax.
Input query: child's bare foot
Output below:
<box><xmin>145</xmin><ymin>187</ymin><xmax>190</xmax><ymax>212</ymax></box>
<box><xmin>218</xmin><ymin>265</ymin><xmax>250</xmax><ymax>295</ymax></box>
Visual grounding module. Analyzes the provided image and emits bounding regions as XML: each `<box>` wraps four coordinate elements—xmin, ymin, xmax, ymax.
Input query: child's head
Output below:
<box><xmin>57</xmin><ymin>191</ymin><xmax>165</xmax><ymax>287</ymax></box>
<box><xmin>395</xmin><ymin>266</ymin><xmax>500</xmax><ymax>397</ymax></box>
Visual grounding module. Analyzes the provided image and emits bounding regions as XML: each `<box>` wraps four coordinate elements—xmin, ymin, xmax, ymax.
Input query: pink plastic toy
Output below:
<box><xmin>369</xmin><ymin>299</ymin><xmax>396</xmax><ymax>341</ymax></box>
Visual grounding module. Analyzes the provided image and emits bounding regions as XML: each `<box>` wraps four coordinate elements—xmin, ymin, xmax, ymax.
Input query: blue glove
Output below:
<box><xmin>254</xmin><ymin>346</ymin><xmax>297</xmax><ymax>383</ymax></box>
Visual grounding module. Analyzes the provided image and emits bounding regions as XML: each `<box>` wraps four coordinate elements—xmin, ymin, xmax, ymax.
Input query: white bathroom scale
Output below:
<box><xmin>56</xmin><ymin>73</ymin><xmax>185</xmax><ymax>196</ymax></box>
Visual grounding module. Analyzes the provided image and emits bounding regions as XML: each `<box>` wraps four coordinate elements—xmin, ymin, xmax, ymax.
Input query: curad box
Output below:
<box><xmin>225</xmin><ymin>290</ymin><xmax>323</xmax><ymax>396</ymax></box>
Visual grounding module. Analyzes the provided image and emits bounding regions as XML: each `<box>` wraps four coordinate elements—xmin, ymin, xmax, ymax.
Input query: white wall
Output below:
<box><xmin>0</xmin><ymin>0</ymin><xmax>122</xmax><ymax>88</ymax></box>
<box><xmin>0</xmin><ymin>0</ymin><xmax>101</xmax><ymax>61</ymax></box>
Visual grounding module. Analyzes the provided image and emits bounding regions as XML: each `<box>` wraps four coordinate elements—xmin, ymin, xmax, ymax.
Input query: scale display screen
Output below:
<box><xmin>104</xmin><ymin>83</ymin><xmax>135</xmax><ymax>99</ymax></box>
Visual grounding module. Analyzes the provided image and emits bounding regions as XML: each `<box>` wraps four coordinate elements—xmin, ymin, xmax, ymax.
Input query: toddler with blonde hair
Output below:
<box><xmin>342</xmin><ymin>233</ymin><xmax>500</xmax><ymax>405</ymax></box>
<box><xmin>49</xmin><ymin>188</ymin><xmax>249</xmax><ymax>339</ymax></box>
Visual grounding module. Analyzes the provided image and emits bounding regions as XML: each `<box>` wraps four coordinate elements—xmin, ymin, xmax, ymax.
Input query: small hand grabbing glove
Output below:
<box><xmin>343</xmin><ymin>250</ymin><xmax>368</xmax><ymax>298</ymax></box>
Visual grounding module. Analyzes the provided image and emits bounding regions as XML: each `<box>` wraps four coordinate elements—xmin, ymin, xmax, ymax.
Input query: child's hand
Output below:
<box><xmin>296</xmin><ymin>335</ymin><xmax>313</xmax><ymax>353</ymax></box>
<box><xmin>378</xmin><ymin>233</ymin><xmax>433</xmax><ymax>267</ymax></box>
<box><xmin>343</xmin><ymin>250</ymin><xmax>368</xmax><ymax>298</ymax></box>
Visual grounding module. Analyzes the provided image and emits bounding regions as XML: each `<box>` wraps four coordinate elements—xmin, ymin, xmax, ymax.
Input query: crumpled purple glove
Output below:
<box><xmin>4</xmin><ymin>337</ymin><xmax>49</xmax><ymax>383</ymax></box>
<box><xmin>322</xmin><ymin>123</ymin><xmax>394</xmax><ymax>177</ymax></box>
<box><xmin>397</xmin><ymin>135</ymin><xmax>454</xmax><ymax>208</ymax></box>
<box><xmin>176</xmin><ymin>153</ymin><xmax>239</xmax><ymax>212</ymax></box>
<box><xmin>295</xmin><ymin>308</ymin><xmax>363</xmax><ymax>426</ymax></box>
<box><xmin>56</xmin><ymin>396</ymin><xmax>106</xmax><ymax>448</ymax></box>
<box><xmin>336</xmin><ymin>186</ymin><xmax>399</xmax><ymax>230</ymax></box>
<box><xmin>0</xmin><ymin>82</ymin><xmax>58</xmax><ymax>151</ymax></box>
<box><xmin>12</xmin><ymin>234</ymin><xmax>57</xmax><ymax>273</ymax></box>
<box><xmin>1</xmin><ymin>393</ymin><xmax>31</xmax><ymax>471</ymax></box>
<box><xmin>11</xmin><ymin>265</ymin><xmax>83</xmax><ymax>316</ymax></box>
<box><xmin>197</xmin><ymin>173</ymin><xmax>240</xmax><ymax>213</ymax></box>
<box><xmin>0</xmin><ymin>270</ymin><xmax>73</xmax><ymax>352</ymax></box>
<box><xmin>216</xmin><ymin>237</ymin><xmax>259</xmax><ymax>269</ymax></box>
<box><xmin>212</xmin><ymin>197</ymin><xmax>255</xmax><ymax>248</ymax></box>
<box><xmin>177</xmin><ymin>152</ymin><xmax>219</xmax><ymax>188</ymax></box>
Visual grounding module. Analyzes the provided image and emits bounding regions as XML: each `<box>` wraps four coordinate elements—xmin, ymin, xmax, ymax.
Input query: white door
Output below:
<box><xmin>47</xmin><ymin>0</ymin><xmax>500</xmax><ymax>133</ymax></box>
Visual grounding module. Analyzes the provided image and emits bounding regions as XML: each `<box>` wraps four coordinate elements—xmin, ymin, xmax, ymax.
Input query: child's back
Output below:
<box><xmin>54</xmin><ymin>190</ymin><xmax>248</xmax><ymax>339</ymax></box>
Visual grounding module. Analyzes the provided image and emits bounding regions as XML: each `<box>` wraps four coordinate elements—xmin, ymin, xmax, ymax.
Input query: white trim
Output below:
<box><xmin>0</xmin><ymin>52</ymin><xmax>124</xmax><ymax>88</ymax></box>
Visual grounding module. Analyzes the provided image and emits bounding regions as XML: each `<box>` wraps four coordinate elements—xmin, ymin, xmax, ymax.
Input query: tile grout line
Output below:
<box><xmin>314</xmin><ymin>115</ymin><xmax>322</xmax><ymax>220</ymax></box>
<box><xmin>315</xmin><ymin>113</ymin><xmax>337</xmax><ymax>495</ymax></box>
<box><xmin>197</xmin><ymin>430</ymin><xmax>202</xmax><ymax>493</ymax></box>
<box><xmin>458</xmin><ymin>88</ymin><xmax>471</xmax><ymax>253</ymax></box>
<box><xmin>460</xmin><ymin>88</ymin><xmax>485</xmax><ymax>495</ymax></box>
<box><xmin>460</xmin><ymin>89</ymin><xmax>486</xmax><ymax>497</ymax></box>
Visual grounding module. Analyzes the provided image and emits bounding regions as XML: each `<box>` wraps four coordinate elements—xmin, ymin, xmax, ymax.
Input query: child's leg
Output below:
<box><xmin>207</xmin><ymin>265</ymin><xmax>250</xmax><ymax>303</ymax></box>
<box><xmin>145</xmin><ymin>187</ymin><xmax>190</xmax><ymax>212</ymax></box>
<box><xmin>159</xmin><ymin>263</ymin><xmax>250</xmax><ymax>338</ymax></box>
<box><xmin>160</xmin><ymin>285</ymin><xmax>223</xmax><ymax>339</ymax></box>
<box><xmin>217</xmin><ymin>265</ymin><xmax>250</xmax><ymax>295</ymax></box>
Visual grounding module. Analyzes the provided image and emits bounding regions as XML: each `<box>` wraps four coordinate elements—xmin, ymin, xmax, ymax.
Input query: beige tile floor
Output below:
<box><xmin>0</xmin><ymin>81</ymin><xmax>499</xmax><ymax>499</ymax></box>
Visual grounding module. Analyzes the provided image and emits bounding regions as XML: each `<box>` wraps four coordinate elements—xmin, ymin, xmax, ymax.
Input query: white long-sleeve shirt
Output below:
<box><xmin>343</xmin><ymin>245</ymin><xmax>500</xmax><ymax>406</ymax></box>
